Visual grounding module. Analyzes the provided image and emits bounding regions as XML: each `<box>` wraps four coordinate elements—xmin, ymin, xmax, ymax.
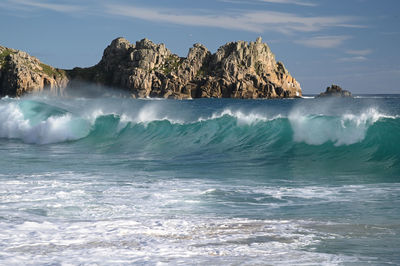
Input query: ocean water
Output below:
<box><xmin>0</xmin><ymin>94</ymin><xmax>399</xmax><ymax>265</ymax></box>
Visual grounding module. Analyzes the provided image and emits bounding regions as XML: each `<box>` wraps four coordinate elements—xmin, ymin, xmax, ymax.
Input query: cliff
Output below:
<box><xmin>0</xmin><ymin>37</ymin><xmax>302</xmax><ymax>99</ymax></box>
<box><xmin>0</xmin><ymin>46</ymin><xmax>68</xmax><ymax>97</ymax></box>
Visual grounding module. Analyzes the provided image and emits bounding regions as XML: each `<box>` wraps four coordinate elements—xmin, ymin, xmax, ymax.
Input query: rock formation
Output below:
<box><xmin>317</xmin><ymin>84</ymin><xmax>352</xmax><ymax>98</ymax></box>
<box><xmin>0</xmin><ymin>46</ymin><xmax>68</xmax><ymax>97</ymax></box>
<box><xmin>1</xmin><ymin>37</ymin><xmax>302</xmax><ymax>99</ymax></box>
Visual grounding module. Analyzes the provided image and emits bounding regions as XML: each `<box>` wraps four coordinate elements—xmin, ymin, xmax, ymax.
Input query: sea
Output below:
<box><xmin>0</xmin><ymin>93</ymin><xmax>399</xmax><ymax>265</ymax></box>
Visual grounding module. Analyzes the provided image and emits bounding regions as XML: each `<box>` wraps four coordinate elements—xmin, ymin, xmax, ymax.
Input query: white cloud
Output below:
<box><xmin>2</xmin><ymin>1</ymin><xmax>362</xmax><ymax>36</ymax></box>
<box><xmin>259</xmin><ymin>0</ymin><xmax>317</xmax><ymax>7</ymax></box>
<box><xmin>7</xmin><ymin>0</ymin><xmax>82</xmax><ymax>13</ymax></box>
<box><xmin>336</xmin><ymin>49</ymin><xmax>372</xmax><ymax>62</ymax></box>
<box><xmin>346</xmin><ymin>49</ymin><xmax>372</xmax><ymax>56</ymax></box>
<box><xmin>219</xmin><ymin>0</ymin><xmax>317</xmax><ymax>7</ymax></box>
<box><xmin>105</xmin><ymin>4</ymin><xmax>359</xmax><ymax>34</ymax></box>
<box><xmin>105</xmin><ymin>5</ymin><xmax>262</xmax><ymax>32</ymax></box>
<box><xmin>338</xmin><ymin>56</ymin><xmax>368</xmax><ymax>62</ymax></box>
<box><xmin>295</xmin><ymin>35</ymin><xmax>351</xmax><ymax>48</ymax></box>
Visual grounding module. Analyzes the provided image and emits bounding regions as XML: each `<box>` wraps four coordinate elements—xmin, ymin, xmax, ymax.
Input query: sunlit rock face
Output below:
<box><xmin>1</xmin><ymin>37</ymin><xmax>301</xmax><ymax>99</ymax></box>
<box><xmin>0</xmin><ymin>46</ymin><xmax>68</xmax><ymax>97</ymax></box>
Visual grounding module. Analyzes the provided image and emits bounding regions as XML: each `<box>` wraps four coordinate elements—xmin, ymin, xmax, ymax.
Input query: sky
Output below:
<box><xmin>0</xmin><ymin>0</ymin><xmax>399</xmax><ymax>94</ymax></box>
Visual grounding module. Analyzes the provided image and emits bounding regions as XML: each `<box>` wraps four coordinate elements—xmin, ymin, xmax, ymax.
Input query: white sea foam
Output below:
<box><xmin>85</xmin><ymin>103</ymin><xmax>185</xmax><ymax>126</ymax></box>
<box><xmin>289</xmin><ymin>107</ymin><xmax>393</xmax><ymax>146</ymax></box>
<box><xmin>88</xmin><ymin>106</ymin><xmax>278</xmax><ymax>127</ymax></box>
<box><xmin>0</xmin><ymin>101</ymin><xmax>91</xmax><ymax>144</ymax></box>
<box><xmin>0</xmin><ymin>171</ymin><xmax>395</xmax><ymax>265</ymax></box>
<box><xmin>135</xmin><ymin>103</ymin><xmax>182</xmax><ymax>124</ymax></box>
<box><xmin>0</xmin><ymin>100</ymin><xmax>191</xmax><ymax>144</ymax></box>
<box><xmin>200</xmin><ymin>184</ymin><xmax>400</xmax><ymax>206</ymax></box>
<box><xmin>0</xmin><ymin>217</ymin><xmax>354</xmax><ymax>265</ymax></box>
<box><xmin>84</xmin><ymin>108</ymin><xmax>105</xmax><ymax>123</ymax></box>
<box><xmin>1</xmin><ymin>97</ymin><xmax>397</xmax><ymax>146</ymax></box>
<box><xmin>198</xmin><ymin>109</ymin><xmax>281</xmax><ymax>125</ymax></box>
<box><xmin>341</xmin><ymin>107</ymin><xmax>397</xmax><ymax>125</ymax></box>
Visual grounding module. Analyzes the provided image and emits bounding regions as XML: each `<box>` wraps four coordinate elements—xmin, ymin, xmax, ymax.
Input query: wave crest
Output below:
<box><xmin>0</xmin><ymin>101</ymin><xmax>90</xmax><ymax>144</ymax></box>
<box><xmin>0</xmin><ymin>98</ymin><xmax>398</xmax><ymax>151</ymax></box>
<box><xmin>199</xmin><ymin>109</ymin><xmax>280</xmax><ymax>125</ymax></box>
<box><xmin>289</xmin><ymin>107</ymin><xmax>394</xmax><ymax>146</ymax></box>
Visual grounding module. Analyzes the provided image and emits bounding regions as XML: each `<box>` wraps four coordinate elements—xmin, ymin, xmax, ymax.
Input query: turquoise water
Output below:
<box><xmin>0</xmin><ymin>94</ymin><xmax>399</xmax><ymax>265</ymax></box>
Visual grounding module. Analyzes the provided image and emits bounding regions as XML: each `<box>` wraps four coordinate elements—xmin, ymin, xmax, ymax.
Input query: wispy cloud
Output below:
<box><xmin>105</xmin><ymin>4</ymin><xmax>359</xmax><ymax>34</ymax></box>
<box><xmin>338</xmin><ymin>56</ymin><xmax>368</xmax><ymax>62</ymax></box>
<box><xmin>6</xmin><ymin>0</ymin><xmax>83</xmax><ymax>13</ymax></box>
<box><xmin>346</xmin><ymin>49</ymin><xmax>372</xmax><ymax>56</ymax></box>
<box><xmin>106</xmin><ymin>5</ymin><xmax>261</xmax><ymax>32</ymax></box>
<box><xmin>259</xmin><ymin>0</ymin><xmax>317</xmax><ymax>7</ymax></box>
<box><xmin>336</xmin><ymin>49</ymin><xmax>372</xmax><ymax>62</ymax></box>
<box><xmin>295</xmin><ymin>35</ymin><xmax>351</xmax><ymax>48</ymax></box>
<box><xmin>1</xmin><ymin>1</ymin><xmax>362</xmax><ymax>36</ymax></box>
<box><xmin>219</xmin><ymin>0</ymin><xmax>317</xmax><ymax>7</ymax></box>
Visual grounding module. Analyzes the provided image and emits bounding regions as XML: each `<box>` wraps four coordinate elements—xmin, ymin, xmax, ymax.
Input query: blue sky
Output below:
<box><xmin>1</xmin><ymin>0</ymin><xmax>399</xmax><ymax>94</ymax></box>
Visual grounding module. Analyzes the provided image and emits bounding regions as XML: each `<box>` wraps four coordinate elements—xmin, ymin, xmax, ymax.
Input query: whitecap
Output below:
<box><xmin>289</xmin><ymin>107</ymin><xmax>394</xmax><ymax>146</ymax></box>
<box><xmin>198</xmin><ymin>108</ymin><xmax>282</xmax><ymax>125</ymax></box>
<box><xmin>0</xmin><ymin>101</ymin><xmax>91</xmax><ymax>144</ymax></box>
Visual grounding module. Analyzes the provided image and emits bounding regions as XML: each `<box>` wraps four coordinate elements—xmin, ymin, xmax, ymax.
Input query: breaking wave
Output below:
<box><xmin>0</xmin><ymin>96</ymin><xmax>399</xmax><ymax>171</ymax></box>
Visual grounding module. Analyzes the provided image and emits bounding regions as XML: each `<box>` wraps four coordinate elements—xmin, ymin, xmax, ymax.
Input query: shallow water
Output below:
<box><xmin>0</xmin><ymin>95</ymin><xmax>399</xmax><ymax>264</ymax></box>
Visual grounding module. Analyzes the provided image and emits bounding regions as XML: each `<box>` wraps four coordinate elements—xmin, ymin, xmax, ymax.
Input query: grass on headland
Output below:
<box><xmin>0</xmin><ymin>48</ymin><xmax>15</xmax><ymax>68</ymax></box>
<box><xmin>39</xmin><ymin>63</ymin><xmax>66</xmax><ymax>78</ymax></box>
<box><xmin>158</xmin><ymin>55</ymin><xmax>182</xmax><ymax>75</ymax></box>
<box><xmin>0</xmin><ymin>47</ymin><xmax>66</xmax><ymax>78</ymax></box>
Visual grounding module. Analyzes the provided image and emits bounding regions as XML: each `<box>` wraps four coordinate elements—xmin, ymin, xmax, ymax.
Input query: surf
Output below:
<box><xmin>0</xmin><ymin>96</ymin><xmax>399</xmax><ymax>171</ymax></box>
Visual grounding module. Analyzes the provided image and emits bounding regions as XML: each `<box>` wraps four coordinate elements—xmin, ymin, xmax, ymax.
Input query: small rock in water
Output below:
<box><xmin>317</xmin><ymin>84</ymin><xmax>352</xmax><ymax>98</ymax></box>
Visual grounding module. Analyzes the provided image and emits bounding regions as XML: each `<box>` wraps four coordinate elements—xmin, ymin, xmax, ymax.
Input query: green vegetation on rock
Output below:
<box><xmin>0</xmin><ymin>48</ymin><xmax>15</xmax><ymax>68</ymax></box>
<box><xmin>39</xmin><ymin>63</ymin><xmax>65</xmax><ymax>78</ymax></box>
<box><xmin>1</xmin><ymin>37</ymin><xmax>302</xmax><ymax>99</ymax></box>
<box><xmin>160</xmin><ymin>55</ymin><xmax>182</xmax><ymax>75</ymax></box>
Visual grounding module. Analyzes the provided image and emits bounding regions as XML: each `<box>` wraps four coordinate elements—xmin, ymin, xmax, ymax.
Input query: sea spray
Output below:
<box><xmin>1</xmin><ymin>96</ymin><xmax>398</xmax><ymax>148</ymax></box>
<box><xmin>288</xmin><ymin>107</ymin><xmax>393</xmax><ymax>146</ymax></box>
<box><xmin>0</xmin><ymin>100</ymin><xmax>91</xmax><ymax>144</ymax></box>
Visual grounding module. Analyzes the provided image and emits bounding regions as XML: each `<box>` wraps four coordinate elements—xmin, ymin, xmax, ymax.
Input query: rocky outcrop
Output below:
<box><xmin>196</xmin><ymin>37</ymin><xmax>301</xmax><ymax>99</ymax></box>
<box><xmin>1</xmin><ymin>37</ymin><xmax>302</xmax><ymax>99</ymax></box>
<box><xmin>0</xmin><ymin>46</ymin><xmax>68</xmax><ymax>97</ymax></box>
<box><xmin>317</xmin><ymin>85</ymin><xmax>352</xmax><ymax>98</ymax></box>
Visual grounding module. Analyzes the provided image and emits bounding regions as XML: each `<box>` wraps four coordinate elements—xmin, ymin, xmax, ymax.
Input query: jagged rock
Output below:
<box><xmin>1</xmin><ymin>37</ymin><xmax>302</xmax><ymax>99</ymax></box>
<box><xmin>73</xmin><ymin>37</ymin><xmax>301</xmax><ymax>99</ymax></box>
<box><xmin>197</xmin><ymin>38</ymin><xmax>301</xmax><ymax>98</ymax></box>
<box><xmin>317</xmin><ymin>85</ymin><xmax>352</xmax><ymax>98</ymax></box>
<box><xmin>0</xmin><ymin>46</ymin><xmax>68</xmax><ymax>97</ymax></box>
